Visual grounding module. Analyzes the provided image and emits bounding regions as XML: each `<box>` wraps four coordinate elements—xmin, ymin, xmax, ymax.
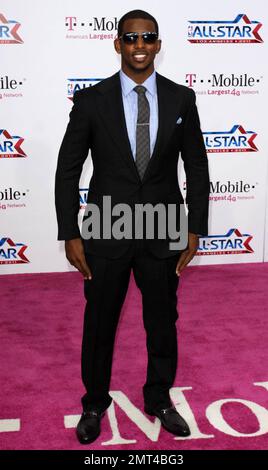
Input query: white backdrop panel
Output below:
<box><xmin>1</xmin><ymin>0</ymin><xmax>267</xmax><ymax>273</ymax></box>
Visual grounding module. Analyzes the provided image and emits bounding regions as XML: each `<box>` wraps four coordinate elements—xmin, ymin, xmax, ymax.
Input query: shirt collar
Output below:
<box><xmin>119</xmin><ymin>69</ymin><xmax>157</xmax><ymax>97</ymax></box>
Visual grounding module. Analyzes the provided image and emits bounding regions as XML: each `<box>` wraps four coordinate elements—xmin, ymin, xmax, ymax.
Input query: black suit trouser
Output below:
<box><xmin>81</xmin><ymin>239</ymin><xmax>181</xmax><ymax>413</ymax></box>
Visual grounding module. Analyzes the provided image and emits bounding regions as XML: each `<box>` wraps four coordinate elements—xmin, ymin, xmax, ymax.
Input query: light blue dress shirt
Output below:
<box><xmin>119</xmin><ymin>69</ymin><xmax>158</xmax><ymax>159</ymax></box>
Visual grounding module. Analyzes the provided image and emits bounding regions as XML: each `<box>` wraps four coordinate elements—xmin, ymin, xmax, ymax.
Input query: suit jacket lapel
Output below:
<box><xmin>142</xmin><ymin>72</ymin><xmax>182</xmax><ymax>183</ymax></box>
<box><xmin>96</xmin><ymin>71</ymin><xmax>140</xmax><ymax>182</ymax></box>
<box><xmin>96</xmin><ymin>71</ymin><xmax>181</xmax><ymax>183</ymax></box>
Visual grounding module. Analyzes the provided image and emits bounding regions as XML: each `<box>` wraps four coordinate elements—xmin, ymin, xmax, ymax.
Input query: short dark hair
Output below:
<box><xmin>117</xmin><ymin>10</ymin><xmax>159</xmax><ymax>37</ymax></box>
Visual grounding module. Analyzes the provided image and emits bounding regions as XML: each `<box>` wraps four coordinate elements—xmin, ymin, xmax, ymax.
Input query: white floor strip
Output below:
<box><xmin>0</xmin><ymin>419</ymin><xmax>20</xmax><ymax>432</ymax></box>
<box><xmin>64</xmin><ymin>415</ymin><xmax>80</xmax><ymax>428</ymax></box>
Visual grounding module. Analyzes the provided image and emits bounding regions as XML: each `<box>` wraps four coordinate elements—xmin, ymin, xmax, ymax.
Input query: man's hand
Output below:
<box><xmin>65</xmin><ymin>238</ymin><xmax>92</xmax><ymax>280</ymax></box>
<box><xmin>175</xmin><ymin>232</ymin><xmax>199</xmax><ymax>276</ymax></box>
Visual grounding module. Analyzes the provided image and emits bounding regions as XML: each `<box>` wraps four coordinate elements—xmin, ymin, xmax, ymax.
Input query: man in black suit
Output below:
<box><xmin>55</xmin><ymin>9</ymin><xmax>209</xmax><ymax>444</ymax></box>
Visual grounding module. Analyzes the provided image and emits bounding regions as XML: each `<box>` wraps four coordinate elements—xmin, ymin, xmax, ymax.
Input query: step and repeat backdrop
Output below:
<box><xmin>1</xmin><ymin>0</ymin><xmax>268</xmax><ymax>274</ymax></box>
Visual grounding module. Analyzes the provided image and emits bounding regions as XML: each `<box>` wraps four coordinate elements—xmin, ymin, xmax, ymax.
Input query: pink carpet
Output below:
<box><xmin>1</xmin><ymin>262</ymin><xmax>268</xmax><ymax>450</ymax></box>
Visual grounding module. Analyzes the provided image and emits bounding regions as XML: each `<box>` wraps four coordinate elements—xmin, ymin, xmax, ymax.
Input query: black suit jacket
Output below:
<box><xmin>55</xmin><ymin>71</ymin><xmax>210</xmax><ymax>259</ymax></box>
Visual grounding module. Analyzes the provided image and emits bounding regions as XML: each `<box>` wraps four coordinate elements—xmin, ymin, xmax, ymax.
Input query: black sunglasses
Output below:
<box><xmin>119</xmin><ymin>31</ymin><xmax>158</xmax><ymax>44</ymax></box>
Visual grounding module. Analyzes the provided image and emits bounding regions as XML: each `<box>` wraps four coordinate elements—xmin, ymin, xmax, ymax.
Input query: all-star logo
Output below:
<box><xmin>79</xmin><ymin>187</ymin><xmax>88</xmax><ymax>208</ymax></box>
<box><xmin>188</xmin><ymin>14</ymin><xmax>263</xmax><ymax>44</ymax></box>
<box><xmin>203</xmin><ymin>125</ymin><xmax>258</xmax><ymax>153</ymax></box>
<box><xmin>0</xmin><ymin>237</ymin><xmax>29</xmax><ymax>264</ymax></box>
<box><xmin>67</xmin><ymin>78</ymin><xmax>103</xmax><ymax>100</ymax></box>
<box><xmin>197</xmin><ymin>228</ymin><xmax>253</xmax><ymax>256</ymax></box>
<box><xmin>0</xmin><ymin>129</ymin><xmax>26</xmax><ymax>158</ymax></box>
<box><xmin>0</xmin><ymin>13</ymin><xmax>23</xmax><ymax>44</ymax></box>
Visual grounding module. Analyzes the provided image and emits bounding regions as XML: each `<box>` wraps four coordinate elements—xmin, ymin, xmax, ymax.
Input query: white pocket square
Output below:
<box><xmin>176</xmin><ymin>117</ymin><xmax>182</xmax><ymax>125</ymax></box>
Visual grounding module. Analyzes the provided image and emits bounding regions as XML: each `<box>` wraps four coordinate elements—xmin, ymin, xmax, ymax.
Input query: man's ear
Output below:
<box><xmin>114</xmin><ymin>37</ymin><xmax>121</xmax><ymax>54</ymax></box>
<box><xmin>156</xmin><ymin>39</ymin><xmax>162</xmax><ymax>54</ymax></box>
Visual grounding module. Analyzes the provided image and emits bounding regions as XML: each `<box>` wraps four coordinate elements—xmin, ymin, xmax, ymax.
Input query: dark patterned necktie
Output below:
<box><xmin>134</xmin><ymin>85</ymin><xmax>150</xmax><ymax>179</ymax></box>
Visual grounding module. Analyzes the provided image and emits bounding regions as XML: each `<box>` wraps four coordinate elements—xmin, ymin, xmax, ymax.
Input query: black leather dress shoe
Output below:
<box><xmin>76</xmin><ymin>410</ymin><xmax>105</xmax><ymax>444</ymax></box>
<box><xmin>144</xmin><ymin>405</ymin><xmax>191</xmax><ymax>437</ymax></box>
